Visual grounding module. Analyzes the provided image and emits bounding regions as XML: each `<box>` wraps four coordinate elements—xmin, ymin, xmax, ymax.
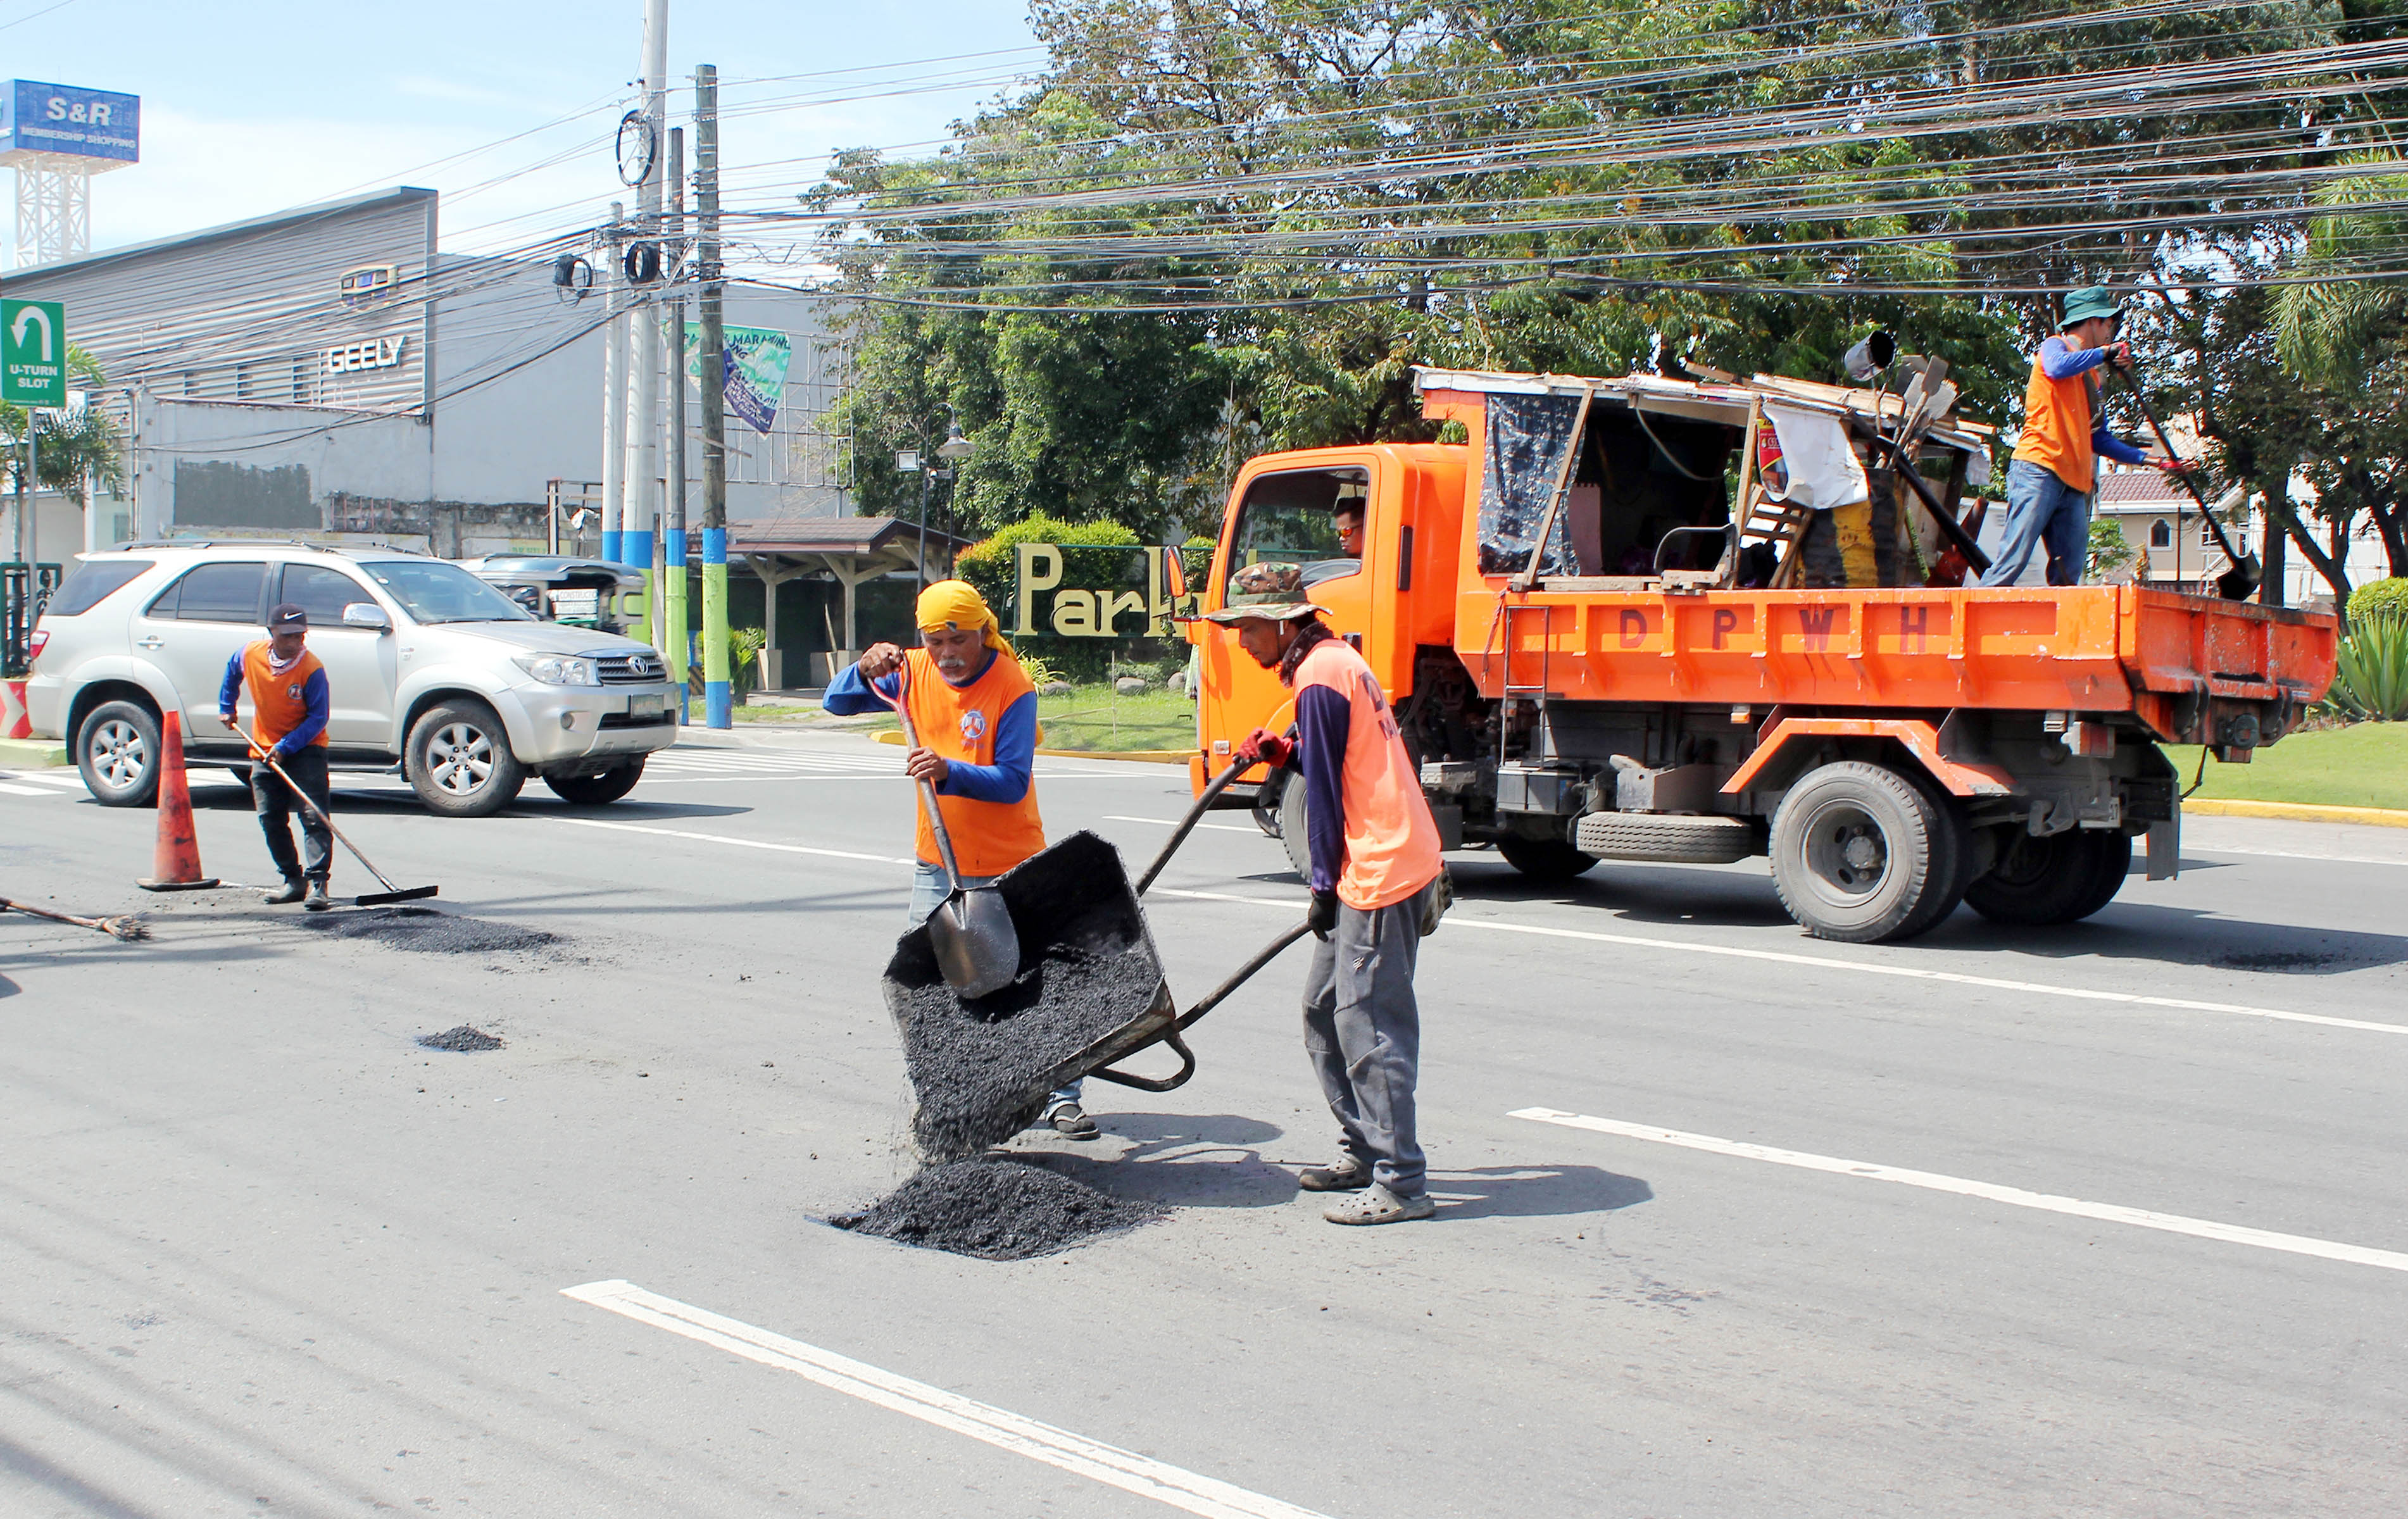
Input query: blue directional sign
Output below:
<box><xmin>0</xmin><ymin>80</ymin><xmax>140</xmax><ymax>165</ymax></box>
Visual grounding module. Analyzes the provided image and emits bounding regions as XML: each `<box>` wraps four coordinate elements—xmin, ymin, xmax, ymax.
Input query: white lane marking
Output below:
<box><xmin>0</xmin><ymin>770</ymin><xmax>89</xmax><ymax>789</ymax></box>
<box><xmin>1107</xmin><ymin>814</ymin><xmax>1265</xmax><ymax>835</ymax></box>
<box><xmin>2195</xmin><ymin>846</ymin><xmax>2408</xmax><ymax>868</ymax></box>
<box><xmin>0</xmin><ymin>781</ymin><xmax>56</xmax><ymax>796</ymax></box>
<box><xmin>1511</xmin><ymin>1108</ymin><xmax>2408</xmax><ymax>1275</ymax></box>
<box><xmin>563</xmin><ymin>1280</ymin><xmax>1335</xmax><ymax>1519</ymax></box>
<box><xmin>1144</xmin><ymin>886</ymin><xmax>2408</xmax><ymax>1038</ymax></box>
<box><xmin>539</xmin><ymin>814</ymin><xmax>913</xmax><ymax>866</ymax></box>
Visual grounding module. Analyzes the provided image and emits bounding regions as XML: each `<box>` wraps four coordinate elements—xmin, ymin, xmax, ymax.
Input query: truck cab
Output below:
<box><xmin>1188</xmin><ymin>366</ymin><xmax>2338</xmax><ymax>943</ymax></box>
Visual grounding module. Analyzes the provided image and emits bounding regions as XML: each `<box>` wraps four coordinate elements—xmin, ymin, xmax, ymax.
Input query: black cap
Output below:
<box><xmin>267</xmin><ymin>603</ymin><xmax>307</xmax><ymax>630</ymax></box>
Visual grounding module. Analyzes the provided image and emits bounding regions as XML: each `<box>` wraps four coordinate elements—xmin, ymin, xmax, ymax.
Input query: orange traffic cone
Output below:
<box><xmin>137</xmin><ymin>709</ymin><xmax>220</xmax><ymax>892</ymax></box>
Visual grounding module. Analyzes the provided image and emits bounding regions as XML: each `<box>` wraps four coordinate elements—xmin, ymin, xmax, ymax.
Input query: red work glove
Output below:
<box><xmin>2156</xmin><ymin>458</ymin><xmax>2203</xmax><ymax>485</ymax></box>
<box><xmin>1233</xmin><ymin>727</ymin><xmax>1293</xmax><ymax>768</ymax></box>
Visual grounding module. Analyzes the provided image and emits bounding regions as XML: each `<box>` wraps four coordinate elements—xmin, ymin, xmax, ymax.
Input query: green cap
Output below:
<box><xmin>2059</xmin><ymin>285</ymin><xmax>2125</xmax><ymax>331</ymax></box>
<box><xmin>1201</xmin><ymin>561</ymin><xmax>1323</xmax><ymax>623</ymax></box>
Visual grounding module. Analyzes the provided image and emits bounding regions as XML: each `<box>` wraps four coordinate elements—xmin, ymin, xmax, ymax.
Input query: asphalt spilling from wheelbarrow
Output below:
<box><xmin>832</xmin><ymin>1156</ymin><xmax>1162</xmax><ymax>1261</ymax></box>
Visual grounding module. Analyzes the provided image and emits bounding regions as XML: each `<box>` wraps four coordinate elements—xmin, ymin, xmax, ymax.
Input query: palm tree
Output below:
<box><xmin>2274</xmin><ymin>151</ymin><xmax>2408</xmax><ymax>387</ymax></box>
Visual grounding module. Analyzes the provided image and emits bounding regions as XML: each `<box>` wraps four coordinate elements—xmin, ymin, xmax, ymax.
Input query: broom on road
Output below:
<box><xmin>0</xmin><ymin>895</ymin><xmax>150</xmax><ymax>941</ymax></box>
<box><xmin>251</xmin><ymin>745</ymin><xmax>440</xmax><ymax>906</ymax></box>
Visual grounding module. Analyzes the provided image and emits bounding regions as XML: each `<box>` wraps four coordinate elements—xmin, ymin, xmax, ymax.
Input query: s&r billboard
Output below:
<box><xmin>0</xmin><ymin>80</ymin><xmax>141</xmax><ymax>165</ymax></box>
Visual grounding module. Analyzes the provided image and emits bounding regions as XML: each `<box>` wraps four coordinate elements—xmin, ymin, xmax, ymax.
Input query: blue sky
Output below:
<box><xmin>0</xmin><ymin>0</ymin><xmax>1041</xmax><ymax>263</ymax></box>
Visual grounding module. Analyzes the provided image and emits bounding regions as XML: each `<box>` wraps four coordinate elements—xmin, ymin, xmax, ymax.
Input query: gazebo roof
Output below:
<box><xmin>727</xmin><ymin>515</ymin><xmax>972</xmax><ymax>558</ymax></box>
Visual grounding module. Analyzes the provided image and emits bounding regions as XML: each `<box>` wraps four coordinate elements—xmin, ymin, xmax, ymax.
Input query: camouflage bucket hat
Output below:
<box><xmin>1201</xmin><ymin>561</ymin><xmax>1322</xmax><ymax>623</ymax></box>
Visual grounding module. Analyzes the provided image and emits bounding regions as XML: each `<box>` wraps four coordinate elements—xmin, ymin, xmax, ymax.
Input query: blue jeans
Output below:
<box><xmin>1983</xmin><ymin>458</ymin><xmax>2091</xmax><ymax>587</ymax></box>
<box><xmin>908</xmin><ymin>862</ymin><xmax>1082</xmax><ymax>1111</ymax></box>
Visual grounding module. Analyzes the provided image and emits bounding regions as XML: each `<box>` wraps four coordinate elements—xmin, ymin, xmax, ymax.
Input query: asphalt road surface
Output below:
<box><xmin>5</xmin><ymin>731</ymin><xmax>2405</xmax><ymax>1518</ymax></box>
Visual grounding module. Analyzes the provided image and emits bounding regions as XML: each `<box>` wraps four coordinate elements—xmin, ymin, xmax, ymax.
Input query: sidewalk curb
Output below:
<box><xmin>0</xmin><ymin>737</ymin><xmax>67</xmax><ymax>768</ymax></box>
<box><xmin>2187</xmin><ymin>798</ymin><xmax>2408</xmax><ymax>828</ymax></box>
<box><xmin>868</xmin><ymin>730</ymin><xmax>1187</xmax><ymax>765</ymax></box>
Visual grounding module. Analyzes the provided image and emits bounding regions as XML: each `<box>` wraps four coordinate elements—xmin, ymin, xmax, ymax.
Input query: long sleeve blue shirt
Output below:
<box><xmin>219</xmin><ymin>649</ymin><xmax>329</xmax><ymax>757</ymax></box>
<box><xmin>1291</xmin><ymin>684</ymin><xmax>1352</xmax><ymax>895</ymax></box>
<box><xmin>2036</xmin><ymin>337</ymin><xmax>2152</xmax><ymax>467</ymax></box>
<box><xmin>824</xmin><ymin>653</ymin><xmax>1037</xmax><ymax>804</ymax></box>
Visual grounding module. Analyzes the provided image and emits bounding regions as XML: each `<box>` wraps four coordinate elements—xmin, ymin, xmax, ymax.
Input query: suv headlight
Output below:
<box><xmin>513</xmin><ymin>653</ymin><xmax>599</xmax><ymax>687</ymax></box>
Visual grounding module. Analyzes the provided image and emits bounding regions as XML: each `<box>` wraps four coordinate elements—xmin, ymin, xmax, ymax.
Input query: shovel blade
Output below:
<box><xmin>925</xmin><ymin>885</ymin><xmax>1020</xmax><ymax>1000</ymax></box>
<box><xmin>2217</xmin><ymin>554</ymin><xmax>2264</xmax><ymax>603</ymax></box>
<box><xmin>354</xmin><ymin>885</ymin><xmax>439</xmax><ymax>906</ymax></box>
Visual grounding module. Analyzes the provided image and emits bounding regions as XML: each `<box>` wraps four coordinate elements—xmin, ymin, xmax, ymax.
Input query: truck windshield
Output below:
<box><xmin>1227</xmin><ymin>468</ymin><xmax>1369</xmax><ymax>594</ymax></box>
<box><xmin>359</xmin><ymin>560</ymin><xmax>534</xmax><ymax>625</ymax></box>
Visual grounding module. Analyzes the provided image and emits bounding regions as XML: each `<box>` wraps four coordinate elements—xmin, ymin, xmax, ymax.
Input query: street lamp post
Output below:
<box><xmin>932</xmin><ymin>416</ymin><xmax>974</xmax><ymax>584</ymax></box>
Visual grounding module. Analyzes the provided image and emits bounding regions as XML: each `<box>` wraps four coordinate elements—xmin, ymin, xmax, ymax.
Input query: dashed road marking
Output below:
<box><xmin>563</xmin><ymin>1280</ymin><xmax>1336</xmax><ymax>1519</ymax></box>
<box><xmin>1107</xmin><ymin>814</ymin><xmax>1267</xmax><ymax>835</ymax></box>
<box><xmin>1512</xmin><ymin>1108</ymin><xmax>2408</xmax><ymax>1275</ymax></box>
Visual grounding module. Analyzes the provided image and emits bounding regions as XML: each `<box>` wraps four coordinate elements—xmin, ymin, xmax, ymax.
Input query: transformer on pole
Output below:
<box><xmin>0</xmin><ymin>80</ymin><xmax>139</xmax><ymax>270</ymax></box>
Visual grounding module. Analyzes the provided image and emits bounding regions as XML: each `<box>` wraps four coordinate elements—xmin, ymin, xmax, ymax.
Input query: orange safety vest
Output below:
<box><xmin>900</xmin><ymin>647</ymin><xmax>1045</xmax><ymax>878</ymax></box>
<box><xmin>2013</xmin><ymin>352</ymin><xmax>2104</xmax><ymax>494</ymax></box>
<box><xmin>1293</xmin><ymin>637</ymin><xmax>1441</xmax><ymax>910</ymax></box>
<box><xmin>240</xmin><ymin>642</ymin><xmax>329</xmax><ymax>751</ymax></box>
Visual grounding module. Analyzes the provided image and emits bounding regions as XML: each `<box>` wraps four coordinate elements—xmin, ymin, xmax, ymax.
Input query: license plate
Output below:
<box><xmin>629</xmin><ymin>694</ymin><xmax>663</xmax><ymax>718</ymax></box>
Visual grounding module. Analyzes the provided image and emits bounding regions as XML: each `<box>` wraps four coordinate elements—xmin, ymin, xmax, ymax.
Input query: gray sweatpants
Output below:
<box><xmin>1301</xmin><ymin>896</ymin><xmax>1425</xmax><ymax>1199</ymax></box>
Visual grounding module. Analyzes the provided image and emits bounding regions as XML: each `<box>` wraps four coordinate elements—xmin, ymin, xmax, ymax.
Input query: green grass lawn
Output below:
<box><xmin>2165</xmin><ymin>721</ymin><xmax>2408</xmax><ymax>811</ymax></box>
<box><xmin>724</xmin><ymin>682</ymin><xmax>1195</xmax><ymax>753</ymax></box>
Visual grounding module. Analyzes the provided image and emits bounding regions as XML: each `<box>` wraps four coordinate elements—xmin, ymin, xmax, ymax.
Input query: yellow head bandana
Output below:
<box><xmin>915</xmin><ymin>578</ymin><xmax>1012</xmax><ymax>656</ymax></box>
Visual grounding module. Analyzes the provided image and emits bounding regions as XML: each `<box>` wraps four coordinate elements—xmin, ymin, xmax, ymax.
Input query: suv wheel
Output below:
<box><xmin>77</xmin><ymin>699</ymin><xmax>162</xmax><ymax>808</ymax></box>
<box><xmin>543</xmin><ymin>759</ymin><xmax>645</xmax><ymax>806</ymax></box>
<box><xmin>405</xmin><ymin>700</ymin><xmax>525</xmax><ymax>818</ymax></box>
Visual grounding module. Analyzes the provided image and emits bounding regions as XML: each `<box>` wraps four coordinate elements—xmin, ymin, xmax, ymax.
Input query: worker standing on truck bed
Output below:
<box><xmin>219</xmin><ymin>602</ymin><xmax>333</xmax><ymax>910</ymax></box>
<box><xmin>1983</xmin><ymin>285</ymin><xmax>2172</xmax><ymax>587</ymax></box>
<box><xmin>824</xmin><ymin>580</ymin><xmax>1100</xmax><ymax>1141</ymax></box>
<box><xmin>1209</xmin><ymin>563</ymin><xmax>1445</xmax><ymax>1225</ymax></box>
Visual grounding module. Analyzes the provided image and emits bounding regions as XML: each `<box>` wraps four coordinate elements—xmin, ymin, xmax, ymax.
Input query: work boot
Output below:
<box><xmin>263</xmin><ymin>877</ymin><xmax>306</xmax><ymax>905</ymax></box>
<box><xmin>1324</xmin><ymin>1182</ymin><xmax>1435</xmax><ymax>1226</ymax></box>
<box><xmin>1043</xmin><ymin>1099</ymin><xmax>1100</xmax><ymax>1139</ymax></box>
<box><xmin>1298</xmin><ymin>1158</ymin><xmax>1372</xmax><ymax>1192</ymax></box>
<box><xmin>304</xmin><ymin>879</ymin><xmax>331</xmax><ymax>913</ymax></box>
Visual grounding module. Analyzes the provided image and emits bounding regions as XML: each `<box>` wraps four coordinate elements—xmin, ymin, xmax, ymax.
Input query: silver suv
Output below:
<box><xmin>27</xmin><ymin>542</ymin><xmax>681</xmax><ymax>817</ymax></box>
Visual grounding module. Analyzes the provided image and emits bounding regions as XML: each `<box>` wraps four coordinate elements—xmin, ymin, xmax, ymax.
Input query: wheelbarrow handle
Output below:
<box><xmin>1134</xmin><ymin>723</ymin><xmax>1296</xmax><ymax>897</ymax></box>
<box><xmin>1174</xmin><ymin>919</ymin><xmax>1315</xmax><ymax>1033</ymax></box>
<box><xmin>1088</xmin><ymin>1027</ymin><xmax>1196</xmax><ymax>1094</ymax></box>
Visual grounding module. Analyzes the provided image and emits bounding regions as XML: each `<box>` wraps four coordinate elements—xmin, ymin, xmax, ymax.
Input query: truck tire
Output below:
<box><xmin>544</xmin><ymin>760</ymin><xmax>645</xmax><ymax>806</ymax></box>
<box><xmin>1574</xmin><ymin>811</ymin><xmax>1754</xmax><ymax>863</ymax></box>
<box><xmin>1277</xmin><ymin>771</ymin><xmax>1312</xmax><ymax>881</ymax></box>
<box><xmin>1497</xmin><ymin>834</ymin><xmax>1600</xmax><ymax>882</ymax></box>
<box><xmin>406</xmin><ymin>700</ymin><xmax>526</xmax><ymax>818</ymax></box>
<box><xmin>77</xmin><ymin>699</ymin><xmax>163</xmax><ymax>808</ymax></box>
<box><xmin>1965</xmin><ymin>830</ymin><xmax>2129</xmax><ymax>927</ymax></box>
<box><xmin>1893</xmin><ymin>771</ymin><xmax>1973</xmax><ymax>939</ymax></box>
<box><xmin>1770</xmin><ymin>761</ymin><xmax>1955</xmax><ymax>943</ymax></box>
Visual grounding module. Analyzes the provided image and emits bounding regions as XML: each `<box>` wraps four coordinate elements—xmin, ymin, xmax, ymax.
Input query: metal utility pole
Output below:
<box><xmin>663</xmin><ymin>124</ymin><xmax>690</xmax><ymax>717</ymax></box>
<box><xmin>630</xmin><ymin>0</ymin><xmax>669</xmax><ymax>647</ymax></box>
<box><xmin>696</xmin><ymin>63</ymin><xmax>730</xmax><ymax>728</ymax></box>
<box><xmin>599</xmin><ymin>201</ymin><xmax>627</xmax><ymax>565</ymax></box>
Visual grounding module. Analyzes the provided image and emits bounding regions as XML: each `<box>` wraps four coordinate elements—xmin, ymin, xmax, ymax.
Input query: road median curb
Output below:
<box><xmin>0</xmin><ymin>737</ymin><xmax>68</xmax><ymax>768</ymax></box>
<box><xmin>2187</xmin><ymin>798</ymin><xmax>2408</xmax><ymax>828</ymax></box>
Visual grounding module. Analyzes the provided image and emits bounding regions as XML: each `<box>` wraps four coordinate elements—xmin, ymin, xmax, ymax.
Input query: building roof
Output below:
<box><xmin>3</xmin><ymin>185</ymin><xmax>435</xmax><ymax>283</ymax></box>
<box><xmin>726</xmin><ymin>515</ymin><xmax>971</xmax><ymax>558</ymax></box>
<box><xmin>2093</xmin><ymin>470</ymin><xmax>2187</xmax><ymax>510</ymax></box>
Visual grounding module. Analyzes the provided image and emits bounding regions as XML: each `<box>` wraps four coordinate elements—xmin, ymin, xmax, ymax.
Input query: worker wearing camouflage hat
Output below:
<box><xmin>1983</xmin><ymin>284</ymin><xmax>2177</xmax><ymax>587</ymax></box>
<box><xmin>1207</xmin><ymin>563</ymin><xmax>1447</xmax><ymax>1225</ymax></box>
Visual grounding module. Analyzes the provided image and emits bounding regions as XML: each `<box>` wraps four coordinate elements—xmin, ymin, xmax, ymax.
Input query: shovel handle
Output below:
<box><xmin>253</xmin><ymin>745</ymin><xmax>403</xmax><ymax>895</ymax></box>
<box><xmin>880</xmin><ymin>666</ymin><xmax>967</xmax><ymax>891</ymax></box>
<box><xmin>2112</xmin><ymin>366</ymin><xmax>2249</xmax><ymax>566</ymax></box>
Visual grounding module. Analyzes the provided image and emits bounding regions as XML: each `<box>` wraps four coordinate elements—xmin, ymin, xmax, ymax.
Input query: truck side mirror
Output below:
<box><xmin>1163</xmin><ymin>546</ymin><xmax>1189</xmax><ymax>599</ymax></box>
<box><xmin>341</xmin><ymin>602</ymin><xmax>391</xmax><ymax>631</ymax></box>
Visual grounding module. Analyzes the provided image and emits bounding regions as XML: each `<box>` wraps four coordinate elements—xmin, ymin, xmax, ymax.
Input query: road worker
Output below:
<box><xmin>1208</xmin><ymin>563</ymin><xmax>1446</xmax><ymax>1225</ymax></box>
<box><xmin>824</xmin><ymin>579</ymin><xmax>1099</xmax><ymax>1140</ymax></box>
<box><xmin>219</xmin><ymin>602</ymin><xmax>333</xmax><ymax>910</ymax></box>
<box><xmin>1983</xmin><ymin>285</ymin><xmax>2184</xmax><ymax>587</ymax></box>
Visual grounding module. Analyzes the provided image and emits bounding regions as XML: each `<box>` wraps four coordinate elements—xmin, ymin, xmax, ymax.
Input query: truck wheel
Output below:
<box><xmin>1770</xmin><ymin>761</ymin><xmax>1953</xmax><ymax>942</ymax></box>
<box><xmin>1893</xmin><ymin>772</ymin><xmax>1973</xmax><ymax>938</ymax></box>
<box><xmin>77</xmin><ymin>699</ymin><xmax>162</xmax><ymax>808</ymax></box>
<box><xmin>544</xmin><ymin>760</ymin><xmax>645</xmax><ymax>806</ymax></box>
<box><xmin>1497</xmin><ymin>834</ymin><xmax>1600</xmax><ymax>882</ymax></box>
<box><xmin>406</xmin><ymin>700</ymin><xmax>526</xmax><ymax>818</ymax></box>
<box><xmin>1966</xmin><ymin>831</ymin><xmax>2128</xmax><ymax>927</ymax></box>
<box><xmin>1277</xmin><ymin>772</ymin><xmax>1312</xmax><ymax>881</ymax></box>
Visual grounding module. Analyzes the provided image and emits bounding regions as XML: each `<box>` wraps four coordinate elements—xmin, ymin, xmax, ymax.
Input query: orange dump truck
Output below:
<box><xmin>1182</xmin><ymin>365</ymin><xmax>2338</xmax><ymax>942</ymax></box>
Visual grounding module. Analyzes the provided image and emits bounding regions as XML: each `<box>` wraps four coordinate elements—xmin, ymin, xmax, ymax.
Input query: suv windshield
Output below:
<box><xmin>359</xmin><ymin>560</ymin><xmax>533</xmax><ymax>625</ymax></box>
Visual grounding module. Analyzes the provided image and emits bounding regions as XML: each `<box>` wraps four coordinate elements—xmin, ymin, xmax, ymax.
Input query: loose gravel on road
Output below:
<box><xmin>303</xmin><ymin>907</ymin><xmax>557</xmax><ymax>955</ymax></box>
<box><xmin>416</xmin><ymin>1025</ymin><xmax>505</xmax><ymax>1051</ymax></box>
<box><xmin>832</xmin><ymin>1157</ymin><xmax>1163</xmax><ymax>1260</ymax></box>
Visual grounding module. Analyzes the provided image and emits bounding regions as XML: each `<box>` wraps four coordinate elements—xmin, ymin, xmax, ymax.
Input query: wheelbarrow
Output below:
<box><xmin>881</xmin><ymin>756</ymin><xmax>1308</xmax><ymax>1157</ymax></box>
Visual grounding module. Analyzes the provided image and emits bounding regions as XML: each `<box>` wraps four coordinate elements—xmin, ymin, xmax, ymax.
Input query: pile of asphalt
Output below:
<box><xmin>882</xmin><ymin>833</ymin><xmax>1165</xmax><ymax>1161</ymax></box>
<box><xmin>304</xmin><ymin>907</ymin><xmax>556</xmax><ymax>956</ymax></box>
<box><xmin>832</xmin><ymin>1157</ymin><xmax>1163</xmax><ymax>1260</ymax></box>
<box><xmin>417</xmin><ymin>1025</ymin><xmax>504</xmax><ymax>1052</ymax></box>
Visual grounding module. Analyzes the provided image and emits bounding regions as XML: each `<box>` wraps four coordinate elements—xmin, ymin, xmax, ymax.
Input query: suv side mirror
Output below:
<box><xmin>341</xmin><ymin>602</ymin><xmax>392</xmax><ymax>630</ymax></box>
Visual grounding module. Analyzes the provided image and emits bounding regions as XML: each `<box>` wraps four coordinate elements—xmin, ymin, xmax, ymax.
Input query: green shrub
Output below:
<box><xmin>2348</xmin><ymin>577</ymin><xmax>2408</xmax><ymax>625</ymax></box>
<box><xmin>2322</xmin><ymin>613</ymin><xmax>2408</xmax><ymax>722</ymax></box>
<box><xmin>955</xmin><ymin>513</ymin><xmax>1141</xmax><ymax>611</ymax></box>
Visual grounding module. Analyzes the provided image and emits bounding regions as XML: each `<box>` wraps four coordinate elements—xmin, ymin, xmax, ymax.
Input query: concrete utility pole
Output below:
<box><xmin>600</xmin><ymin>201</ymin><xmax>626</xmax><ymax>565</ymax></box>
<box><xmin>664</xmin><ymin>123</ymin><xmax>690</xmax><ymax>716</ymax></box>
<box><xmin>696</xmin><ymin>63</ymin><xmax>729</xmax><ymax>728</ymax></box>
<box><xmin>629</xmin><ymin>0</ymin><xmax>668</xmax><ymax>646</ymax></box>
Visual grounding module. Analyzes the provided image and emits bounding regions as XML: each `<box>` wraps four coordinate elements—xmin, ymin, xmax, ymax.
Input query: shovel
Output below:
<box><xmin>886</xmin><ymin>671</ymin><xmax>1020</xmax><ymax>1001</ymax></box>
<box><xmin>252</xmin><ymin>746</ymin><xmax>439</xmax><ymax>906</ymax></box>
<box><xmin>2113</xmin><ymin>365</ymin><xmax>2262</xmax><ymax>601</ymax></box>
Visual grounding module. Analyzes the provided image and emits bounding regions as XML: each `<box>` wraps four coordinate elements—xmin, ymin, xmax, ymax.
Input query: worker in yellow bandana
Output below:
<box><xmin>823</xmin><ymin>579</ymin><xmax>1096</xmax><ymax>1139</ymax></box>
